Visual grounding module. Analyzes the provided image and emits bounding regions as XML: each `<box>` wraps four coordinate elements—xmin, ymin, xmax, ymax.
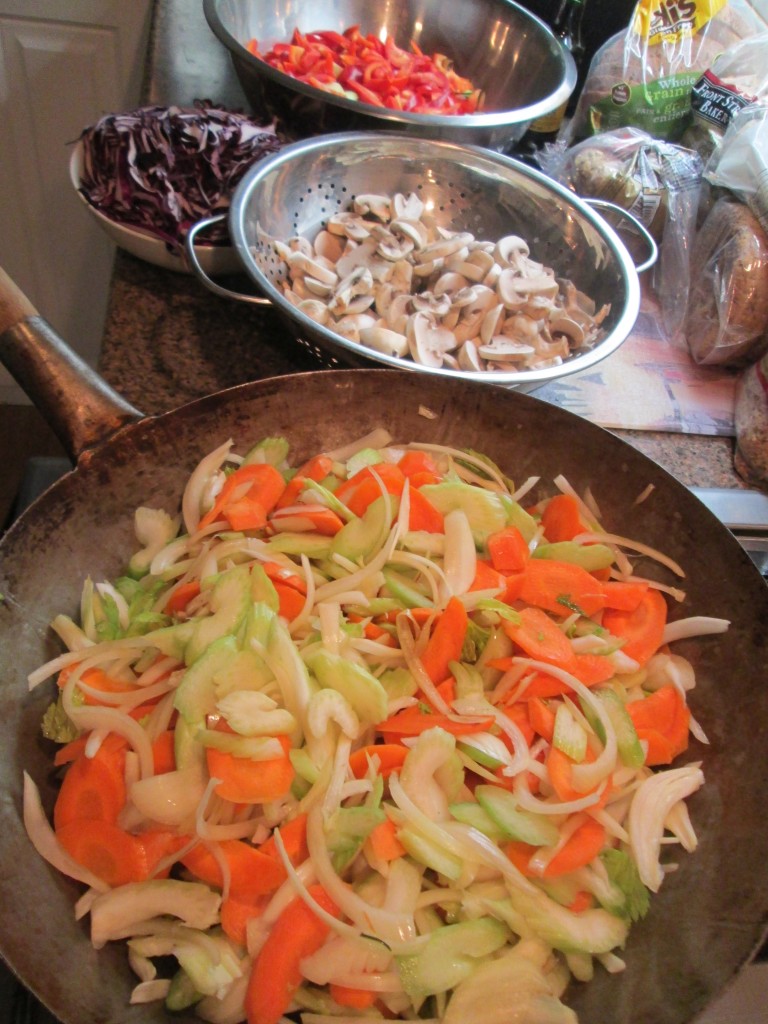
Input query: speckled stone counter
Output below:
<box><xmin>97</xmin><ymin>0</ymin><xmax>743</xmax><ymax>491</ymax></box>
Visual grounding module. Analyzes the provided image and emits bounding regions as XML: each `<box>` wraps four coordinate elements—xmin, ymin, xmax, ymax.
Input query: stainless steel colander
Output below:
<box><xmin>187</xmin><ymin>132</ymin><xmax>654</xmax><ymax>390</ymax></box>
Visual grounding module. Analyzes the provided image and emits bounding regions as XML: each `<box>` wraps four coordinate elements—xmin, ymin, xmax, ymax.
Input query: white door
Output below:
<box><xmin>0</xmin><ymin>0</ymin><xmax>152</xmax><ymax>403</ymax></box>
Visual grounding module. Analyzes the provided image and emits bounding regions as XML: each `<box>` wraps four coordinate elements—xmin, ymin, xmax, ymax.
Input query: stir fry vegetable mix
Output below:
<box><xmin>248</xmin><ymin>27</ymin><xmax>483</xmax><ymax>115</ymax></box>
<box><xmin>24</xmin><ymin>432</ymin><xmax>729</xmax><ymax>1023</ymax></box>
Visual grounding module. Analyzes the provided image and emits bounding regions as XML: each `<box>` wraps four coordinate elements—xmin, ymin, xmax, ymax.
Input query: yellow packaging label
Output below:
<box><xmin>632</xmin><ymin>0</ymin><xmax>728</xmax><ymax>46</ymax></box>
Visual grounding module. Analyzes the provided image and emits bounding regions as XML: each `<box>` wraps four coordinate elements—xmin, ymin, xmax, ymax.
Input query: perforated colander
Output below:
<box><xmin>187</xmin><ymin>132</ymin><xmax>653</xmax><ymax>389</ymax></box>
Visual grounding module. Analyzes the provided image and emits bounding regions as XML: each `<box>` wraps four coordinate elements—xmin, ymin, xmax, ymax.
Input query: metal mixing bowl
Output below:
<box><xmin>186</xmin><ymin>132</ymin><xmax>651</xmax><ymax>391</ymax></box>
<box><xmin>203</xmin><ymin>0</ymin><xmax>576</xmax><ymax>151</ymax></box>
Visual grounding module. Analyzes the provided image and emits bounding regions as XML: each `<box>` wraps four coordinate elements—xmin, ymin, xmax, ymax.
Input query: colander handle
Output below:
<box><xmin>185</xmin><ymin>214</ymin><xmax>271</xmax><ymax>306</ymax></box>
<box><xmin>583</xmin><ymin>199</ymin><xmax>658</xmax><ymax>275</ymax></box>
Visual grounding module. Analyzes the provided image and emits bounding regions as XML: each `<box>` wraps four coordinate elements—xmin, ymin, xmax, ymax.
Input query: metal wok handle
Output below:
<box><xmin>0</xmin><ymin>266</ymin><xmax>144</xmax><ymax>463</ymax></box>
<box><xmin>186</xmin><ymin>214</ymin><xmax>272</xmax><ymax>306</ymax></box>
<box><xmin>584</xmin><ymin>198</ymin><xmax>659</xmax><ymax>274</ymax></box>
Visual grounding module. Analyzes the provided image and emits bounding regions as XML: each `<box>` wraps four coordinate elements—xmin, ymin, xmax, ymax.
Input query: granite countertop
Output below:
<box><xmin>97</xmin><ymin>0</ymin><xmax>743</xmax><ymax>491</ymax></box>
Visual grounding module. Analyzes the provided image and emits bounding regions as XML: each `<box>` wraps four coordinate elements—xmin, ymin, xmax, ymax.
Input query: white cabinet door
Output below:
<box><xmin>0</xmin><ymin>0</ymin><xmax>152</xmax><ymax>402</ymax></box>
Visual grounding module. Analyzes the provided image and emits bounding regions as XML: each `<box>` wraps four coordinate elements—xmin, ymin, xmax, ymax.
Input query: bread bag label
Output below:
<box><xmin>633</xmin><ymin>0</ymin><xmax>728</xmax><ymax>45</ymax></box>
<box><xmin>690</xmin><ymin>69</ymin><xmax>755</xmax><ymax>130</ymax></box>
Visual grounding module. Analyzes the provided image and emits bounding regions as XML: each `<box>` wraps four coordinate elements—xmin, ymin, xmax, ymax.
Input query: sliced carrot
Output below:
<box><xmin>568</xmin><ymin>890</ymin><xmax>595</xmax><ymax>913</ymax></box>
<box><xmin>273</xmin><ymin>581</ymin><xmax>306</xmax><ymax>621</ymax></box>
<box><xmin>626</xmin><ymin>684</ymin><xmax>690</xmax><ymax>765</ymax></box>
<box><xmin>407</xmin><ymin>487</ymin><xmax>444</xmax><ymax>533</ymax></box>
<box><xmin>601</xmin><ymin>579</ymin><xmax>650</xmax><ymax>612</ymax></box>
<box><xmin>470</xmin><ymin>559</ymin><xmax>507</xmax><ymax>593</ymax></box>
<box><xmin>262</xmin><ymin>561</ymin><xmax>307</xmax><ymax>594</ymax></box>
<box><xmin>137</xmin><ymin>827</ymin><xmax>192</xmax><ymax>879</ymax></box>
<box><xmin>270</xmin><ymin>505</ymin><xmax>344</xmax><ymax>535</ymax></box>
<box><xmin>349</xmin><ymin>744</ymin><xmax>408</xmax><ymax>779</ymax></box>
<box><xmin>398</xmin><ymin>450</ymin><xmax>441</xmax><ymax>484</ymax></box>
<box><xmin>222</xmin><ymin>893</ymin><xmax>266</xmax><ymax>947</ymax></box>
<box><xmin>602</xmin><ymin>587</ymin><xmax>668</xmax><ymax>665</ymax></box>
<box><xmin>181</xmin><ymin>839</ymin><xmax>287</xmax><ymax>901</ymax></box>
<box><xmin>528</xmin><ymin>696</ymin><xmax>556</xmax><ymax>742</ymax></box>
<box><xmin>503</xmin><ymin>607</ymin><xmax>578</xmax><ymax>673</ymax></box>
<box><xmin>164</xmin><ymin>580</ymin><xmax>202</xmax><ymax>615</ymax></box>
<box><xmin>334</xmin><ymin>463</ymin><xmax>405</xmax><ymax>516</ymax></box>
<box><xmin>330</xmin><ymin>984</ymin><xmax>377</xmax><ymax>1009</ymax></box>
<box><xmin>487</xmin><ymin>526</ymin><xmax>530</xmax><ymax>574</ymax></box>
<box><xmin>199</xmin><ymin>463</ymin><xmax>287</xmax><ymax>530</ymax></box>
<box><xmin>505</xmin><ymin>818</ymin><xmax>607</xmax><ymax>878</ymax></box>
<box><xmin>517</xmin><ymin>560</ymin><xmax>607</xmax><ymax>618</ymax></box>
<box><xmin>379</xmin><ymin>706</ymin><xmax>494</xmax><ymax>740</ymax></box>
<box><xmin>151</xmin><ymin>729</ymin><xmax>177</xmax><ymax>775</ymax></box>
<box><xmin>206</xmin><ymin>735</ymin><xmax>295</xmax><ymax>805</ymax></box>
<box><xmin>224</xmin><ymin>496</ymin><xmax>268</xmax><ymax>532</ymax></box>
<box><xmin>420</xmin><ymin>596</ymin><xmax>468</xmax><ymax>685</ymax></box>
<box><xmin>546</xmin><ymin>745</ymin><xmax>611</xmax><ymax>808</ymax></box>
<box><xmin>56</xmin><ymin>819</ymin><xmax>150</xmax><ymax>887</ymax></box>
<box><xmin>276</xmin><ymin>455</ymin><xmax>334</xmax><ymax>509</ymax></box>
<box><xmin>259</xmin><ymin>813</ymin><xmax>309</xmax><ymax>867</ymax></box>
<box><xmin>541</xmin><ymin>494</ymin><xmax>584</xmax><ymax>543</ymax></box>
<box><xmin>53</xmin><ymin>734</ymin><xmax>89</xmax><ymax>767</ymax></box>
<box><xmin>56</xmin><ymin>666</ymin><xmax>137</xmax><ymax>706</ymax></box>
<box><xmin>499</xmin><ymin>701</ymin><xmax>535</xmax><ymax>748</ymax></box>
<box><xmin>572</xmin><ymin>652</ymin><xmax>616</xmax><ymax>686</ymax></box>
<box><xmin>53</xmin><ymin>736</ymin><xmax>127</xmax><ymax>829</ymax></box>
<box><xmin>366</xmin><ymin>817</ymin><xmax>407</xmax><ymax>862</ymax></box>
<box><xmin>245</xmin><ymin>885</ymin><xmax>340</xmax><ymax>1024</ymax></box>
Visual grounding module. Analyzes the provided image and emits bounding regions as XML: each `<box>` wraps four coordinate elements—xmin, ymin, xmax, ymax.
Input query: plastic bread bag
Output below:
<box><xmin>567</xmin><ymin>0</ymin><xmax>768</xmax><ymax>145</ymax></box>
<box><xmin>734</xmin><ymin>350</ymin><xmax>768</xmax><ymax>485</ymax></box>
<box><xmin>681</xmin><ymin>32</ymin><xmax>768</xmax><ymax>161</ymax></box>
<box><xmin>684</xmin><ymin>196</ymin><xmax>768</xmax><ymax>366</ymax></box>
<box><xmin>705</xmin><ymin>103</ymin><xmax>768</xmax><ymax>234</ymax></box>
<box><xmin>540</xmin><ymin>127</ymin><xmax>703</xmax><ymax>339</ymax></box>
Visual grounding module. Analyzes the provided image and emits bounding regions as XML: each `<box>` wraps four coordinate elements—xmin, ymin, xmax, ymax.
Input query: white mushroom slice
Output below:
<box><xmin>393</xmin><ymin>192</ymin><xmax>424</xmax><ymax>220</ymax></box>
<box><xmin>463</xmin><ymin>284</ymin><xmax>497</xmax><ymax>318</ymax></box>
<box><xmin>273</xmin><ymin>239</ymin><xmax>294</xmax><ymax>261</ymax></box>
<box><xmin>391</xmin><ymin>218</ymin><xmax>429</xmax><ymax>249</ymax></box>
<box><xmin>442</xmin><ymin>353</ymin><xmax>460</xmax><ymax>370</ymax></box>
<box><xmin>458</xmin><ymin>339</ymin><xmax>485</xmax><ymax>372</ymax></box>
<box><xmin>415</xmin><ymin>232</ymin><xmax>474</xmax><ymax>264</ymax></box>
<box><xmin>386</xmin><ymin>292</ymin><xmax>413</xmax><ymax>333</ymax></box>
<box><xmin>329</xmin><ymin>267</ymin><xmax>374</xmax><ymax>315</ymax></box>
<box><xmin>446</xmin><ymin>248</ymin><xmax>495</xmax><ymax>282</ymax></box>
<box><xmin>334</xmin><ymin>312</ymin><xmax>377</xmax><ymax>341</ymax></box>
<box><xmin>519</xmin><ymin>274</ymin><xmax>559</xmax><ymax>297</ymax></box>
<box><xmin>452</xmin><ymin>312</ymin><xmax>484</xmax><ymax>345</ymax></box>
<box><xmin>442</xmin><ymin>306</ymin><xmax>461</xmax><ymax>331</ymax></box>
<box><xmin>287</xmin><ymin>251</ymin><xmax>339</xmax><ymax>287</ymax></box>
<box><xmin>288</xmin><ymin>277</ymin><xmax>311</xmax><ymax>300</ymax></box>
<box><xmin>335</xmin><ymin>238</ymin><xmax>393</xmax><ymax>283</ymax></box>
<box><xmin>494</xmin><ymin>235</ymin><xmax>530</xmax><ymax>266</ymax></box>
<box><xmin>497</xmin><ymin>268</ymin><xmax>533</xmax><ymax>309</ymax></box>
<box><xmin>480</xmin><ymin>303</ymin><xmax>505</xmax><ymax>344</ymax></box>
<box><xmin>502</xmin><ymin>314</ymin><xmax>543</xmax><ymax>344</ymax></box>
<box><xmin>412</xmin><ymin>257</ymin><xmax>444</xmax><ymax>278</ymax></box>
<box><xmin>372</xmin><ymin>227</ymin><xmax>415</xmax><ymax>262</ymax></box>
<box><xmin>451</xmin><ymin>285</ymin><xmax>482</xmax><ymax>309</ymax></box>
<box><xmin>390</xmin><ymin>259</ymin><xmax>413</xmax><ymax>294</ymax></box>
<box><xmin>374</xmin><ymin>282</ymin><xmax>394</xmax><ymax>318</ymax></box>
<box><xmin>359</xmin><ymin>325</ymin><xmax>409</xmax><ymax>358</ymax></box>
<box><xmin>303</xmin><ymin>275</ymin><xmax>334</xmax><ymax>298</ymax></box>
<box><xmin>327</xmin><ymin>212</ymin><xmax>372</xmax><ymax>241</ymax></box>
<box><xmin>483</xmin><ymin>263</ymin><xmax>501</xmax><ymax>288</ymax></box>
<box><xmin>297</xmin><ymin>299</ymin><xmax>331</xmax><ymax>325</ymax></box>
<box><xmin>287</xmin><ymin>235</ymin><xmax>314</xmax><ymax>257</ymax></box>
<box><xmin>549</xmin><ymin>315</ymin><xmax>586</xmax><ymax>346</ymax></box>
<box><xmin>478</xmin><ymin>337</ymin><xmax>536</xmax><ymax>360</ymax></box>
<box><xmin>407</xmin><ymin>311</ymin><xmax>456</xmax><ymax>368</ymax></box>
<box><xmin>412</xmin><ymin>292</ymin><xmax>452</xmax><ymax>317</ymax></box>
<box><xmin>433</xmin><ymin>271</ymin><xmax>470</xmax><ymax>298</ymax></box>
<box><xmin>313</xmin><ymin>230</ymin><xmax>345</xmax><ymax>263</ymax></box>
<box><xmin>353</xmin><ymin>194</ymin><xmax>392</xmax><ymax>221</ymax></box>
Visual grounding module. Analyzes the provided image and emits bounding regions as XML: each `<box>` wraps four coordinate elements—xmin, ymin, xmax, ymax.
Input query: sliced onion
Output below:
<box><xmin>443</xmin><ymin>508</ymin><xmax>477</xmax><ymax>597</ymax></box>
<box><xmin>662</xmin><ymin>616</ymin><xmax>730</xmax><ymax>645</ymax></box>
<box><xmin>23</xmin><ymin>772</ymin><xmax>109</xmax><ymax>892</ymax></box>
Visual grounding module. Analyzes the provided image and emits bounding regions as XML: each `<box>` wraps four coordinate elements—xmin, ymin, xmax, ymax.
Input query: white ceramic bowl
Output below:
<box><xmin>68</xmin><ymin>140</ymin><xmax>240</xmax><ymax>276</ymax></box>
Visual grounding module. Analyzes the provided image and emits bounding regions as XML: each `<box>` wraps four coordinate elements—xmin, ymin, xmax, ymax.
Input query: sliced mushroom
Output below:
<box><xmin>303</xmin><ymin>275</ymin><xmax>334</xmax><ymax>298</ymax></box>
<box><xmin>335</xmin><ymin>312</ymin><xmax>378</xmax><ymax>341</ymax></box>
<box><xmin>390</xmin><ymin>259</ymin><xmax>413</xmax><ymax>295</ymax></box>
<box><xmin>433</xmin><ymin>271</ymin><xmax>470</xmax><ymax>298</ymax></box>
<box><xmin>313</xmin><ymin>230</ymin><xmax>345</xmax><ymax>263</ymax></box>
<box><xmin>480</xmin><ymin>303</ymin><xmax>505</xmax><ymax>344</ymax></box>
<box><xmin>478</xmin><ymin>337</ymin><xmax>536</xmax><ymax>361</ymax></box>
<box><xmin>353</xmin><ymin>194</ymin><xmax>392</xmax><ymax>221</ymax></box>
<box><xmin>393</xmin><ymin>192</ymin><xmax>424</xmax><ymax>220</ymax></box>
<box><xmin>494</xmin><ymin>235</ymin><xmax>530</xmax><ymax>266</ymax></box>
<box><xmin>458</xmin><ymin>339</ymin><xmax>485</xmax><ymax>372</ymax></box>
<box><xmin>327</xmin><ymin>212</ymin><xmax>372</xmax><ymax>241</ymax></box>
<box><xmin>287</xmin><ymin>251</ymin><xmax>339</xmax><ymax>287</ymax></box>
<box><xmin>328</xmin><ymin>267</ymin><xmax>374</xmax><ymax>316</ymax></box>
<box><xmin>297</xmin><ymin>299</ymin><xmax>331</xmax><ymax>325</ymax></box>
<box><xmin>415</xmin><ymin>232</ymin><xmax>474</xmax><ymax>264</ymax></box>
<box><xmin>335</xmin><ymin>238</ymin><xmax>393</xmax><ymax>283</ymax></box>
<box><xmin>386</xmin><ymin>292</ymin><xmax>413</xmax><ymax>333</ymax></box>
<box><xmin>407</xmin><ymin>312</ymin><xmax>456</xmax><ymax>368</ymax></box>
<box><xmin>372</xmin><ymin>226</ymin><xmax>415</xmax><ymax>262</ymax></box>
<box><xmin>391</xmin><ymin>218</ymin><xmax>429</xmax><ymax>249</ymax></box>
<box><xmin>412</xmin><ymin>292</ymin><xmax>452</xmax><ymax>317</ymax></box>
<box><xmin>359</xmin><ymin>325</ymin><xmax>409</xmax><ymax>358</ymax></box>
<box><xmin>549</xmin><ymin>315</ymin><xmax>586</xmax><ymax>347</ymax></box>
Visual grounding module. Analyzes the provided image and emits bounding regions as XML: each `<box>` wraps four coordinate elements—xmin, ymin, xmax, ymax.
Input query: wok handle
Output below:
<box><xmin>185</xmin><ymin>215</ymin><xmax>272</xmax><ymax>305</ymax></box>
<box><xmin>0</xmin><ymin>266</ymin><xmax>144</xmax><ymax>464</ymax></box>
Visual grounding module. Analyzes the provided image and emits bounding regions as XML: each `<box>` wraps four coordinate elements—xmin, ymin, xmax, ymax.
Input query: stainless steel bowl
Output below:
<box><xmin>203</xmin><ymin>0</ymin><xmax>576</xmax><ymax>151</ymax></box>
<box><xmin>187</xmin><ymin>131</ymin><xmax>653</xmax><ymax>392</ymax></box>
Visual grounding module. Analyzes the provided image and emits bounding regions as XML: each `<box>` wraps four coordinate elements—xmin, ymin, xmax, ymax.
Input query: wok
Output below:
<box><xmin>1</xmin><ymin>265</ymin><xmax>767</xmax><ymax>1024</ymax></box>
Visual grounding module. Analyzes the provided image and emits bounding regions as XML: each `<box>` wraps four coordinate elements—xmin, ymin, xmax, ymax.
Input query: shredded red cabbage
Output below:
<box><xmin>76</xmin><ymin>101</ymin><xmax>282</xmax><ymax>252</ymax></box>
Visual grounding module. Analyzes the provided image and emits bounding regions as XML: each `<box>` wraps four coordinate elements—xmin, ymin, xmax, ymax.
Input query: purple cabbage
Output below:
<box><xmin>76</xmin><ymin>101</ymin><xmax>282</xmax><ymax>252</ymax></box>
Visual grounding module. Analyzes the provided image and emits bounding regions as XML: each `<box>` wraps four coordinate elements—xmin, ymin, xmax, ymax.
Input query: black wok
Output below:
<box><xmin>1</xmin><ymin>267</ymin><xmax>767</xmax><ymax>1024</ymax></box>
